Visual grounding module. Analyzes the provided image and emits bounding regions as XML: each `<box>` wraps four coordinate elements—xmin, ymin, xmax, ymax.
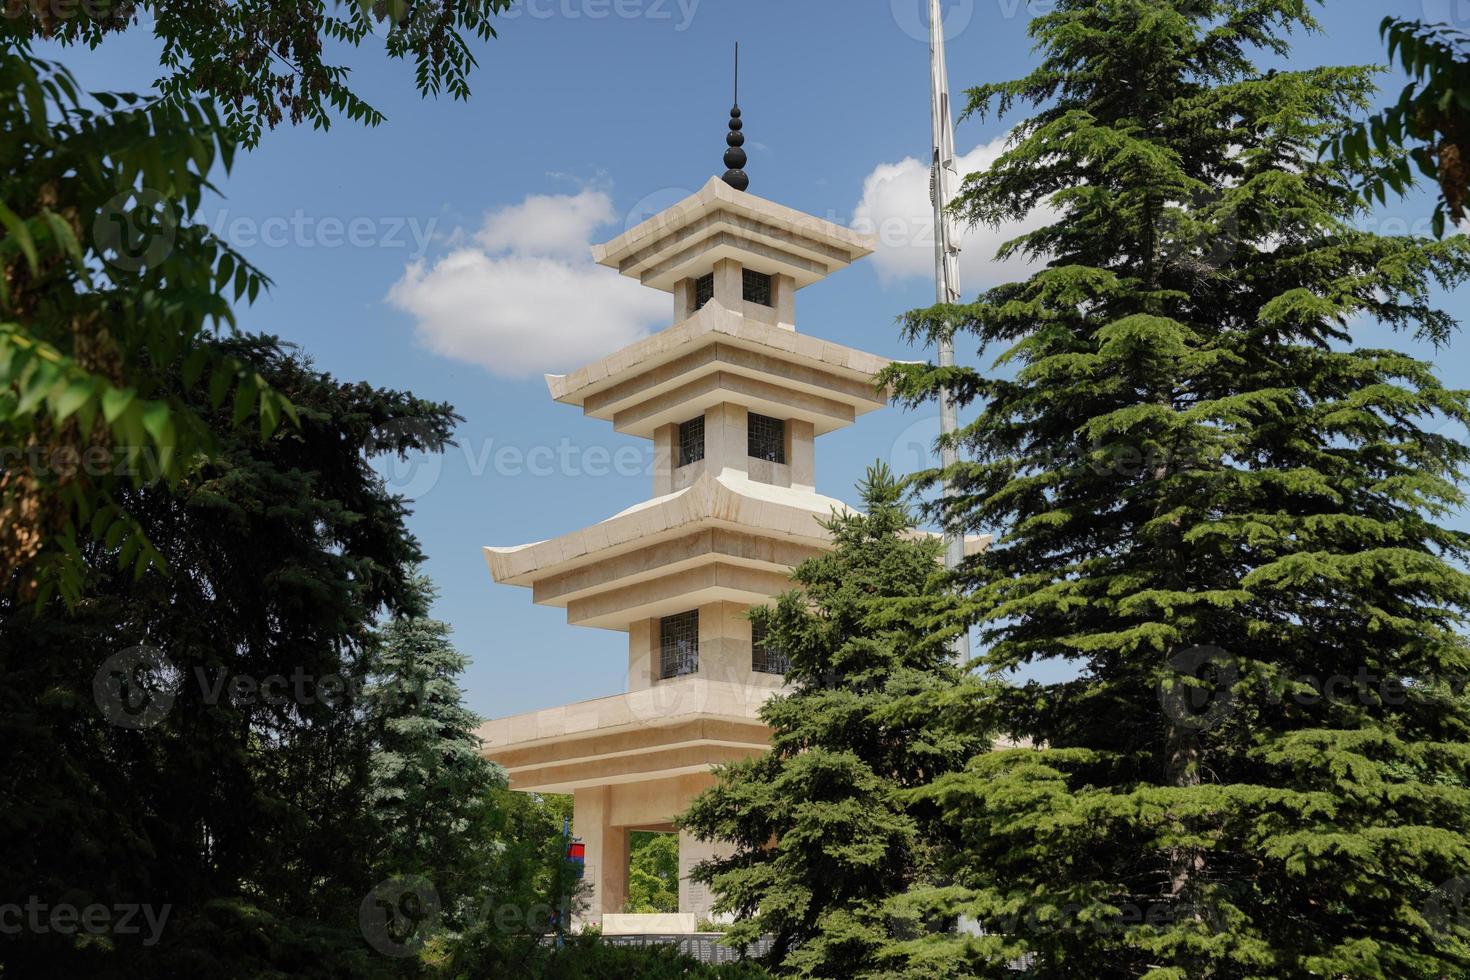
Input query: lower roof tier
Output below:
<box><xmin>483</xmin><ymin>471</ymin><xmax>991</xmax><ymax>632</ymax></box>
<box><xmin>486</xmin><ymin>473</ymin><xmax>846</xmax><ymax>631</ymax></box>
<box><xmin>478</xmin><ymin>678</ymin><xmax>773</xmax><ymax>794</ymax></box>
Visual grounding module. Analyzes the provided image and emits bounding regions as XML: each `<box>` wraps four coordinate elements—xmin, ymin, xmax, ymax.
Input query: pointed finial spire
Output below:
<box><xmin>721</xmin><ymin>42</ymin><xmax>749</xmax><ymax>192</ymax></box>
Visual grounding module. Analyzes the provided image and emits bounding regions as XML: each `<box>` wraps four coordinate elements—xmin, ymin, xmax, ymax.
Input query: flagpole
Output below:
<box><xmin>929</xmin><ymin>0</ymin><xmax>970</xmax><ymax>663</ymax></box>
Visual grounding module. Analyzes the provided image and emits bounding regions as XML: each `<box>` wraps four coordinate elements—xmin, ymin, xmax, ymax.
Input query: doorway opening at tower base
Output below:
<box><xmin>624</xmin><ymin>828</ymin><xmax>680</xmax><ymax>914</ymax></box>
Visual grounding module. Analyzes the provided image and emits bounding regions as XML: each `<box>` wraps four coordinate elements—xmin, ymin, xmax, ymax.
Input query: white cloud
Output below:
<box><xmin>388</xmin><ymin>189</ymin><xmax>668</xmax><ymax>378</ymax></box>
<box><xmin>474</xmin><ymin>188</ymin><xmax>615</xmax><ymax>259</ymax></box>
<box><xmin>851</xmin><ymin>136</ymin><xmax>1056</xmax><ymax>289</ymax></box>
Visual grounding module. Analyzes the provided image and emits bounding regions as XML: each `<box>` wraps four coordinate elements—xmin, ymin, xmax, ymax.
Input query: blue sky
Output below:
<box><xmin>44</xmin><ymin>0</ymin><xmax>1470</xmax><ymax>720</ymax></box>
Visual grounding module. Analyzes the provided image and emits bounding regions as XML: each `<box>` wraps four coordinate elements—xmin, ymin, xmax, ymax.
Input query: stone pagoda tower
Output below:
<box><xmin>478</xmin><ymin>108</ymin><xmax>941</xmax><ymax>931</ymax></box>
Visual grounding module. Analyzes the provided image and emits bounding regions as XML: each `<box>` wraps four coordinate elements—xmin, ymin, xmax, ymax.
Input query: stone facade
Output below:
<box><xmin>479</xmin><ymin>177</ymin><xmax>964</xmax><ymax>930</ymax></box>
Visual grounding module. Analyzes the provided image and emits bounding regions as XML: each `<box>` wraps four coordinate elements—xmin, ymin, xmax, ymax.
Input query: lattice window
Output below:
<box><xmin>747</xmin><ymin>412</ymin><xmax>785</xmax><ymax>464</ymax></box>
<box><xmin>660</xmin><ymin>611</ymin><xmax>700</xmax><ymax>679</ymax></box>
<box><xmin>678</xmin><ymin>416</ymin><xmax>705</xmax><ymax>467</ymax></box>
<box><xmin>693</xmin><ymin>273</ymin><xmax>715</xmax><ymax>311</ymax></box>
<box><xmin>751</xmin><ymin>619</ymin><xmax>789</xmax><ymax>675</ymax></box>
<box><xmin>742</xmin><ymin>269</ymin><xmax>772</xmax><ymax>306</ymax></box>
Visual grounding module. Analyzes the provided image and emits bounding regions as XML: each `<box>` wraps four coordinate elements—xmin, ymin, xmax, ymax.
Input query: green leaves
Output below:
<box><xmin>1328</xmin><ymin>17</ymin><xmax>1470</xmax><ymax>233</ymax></box>
<box><xmin>0</xmin><ymin>340</ymin><xmax>467</xmax><ymax>975</ymax></box>
<box><xmin>0</xmin><ymin>201</ymin><xmax>39</xmax><ymax>274</ymax></box>
<box><xmin>0</xmin><ymin>52</ymin><xmax>294</xmax><ymax>605</ymax></box>
<box><xmin>13</xmin><ymin>0</ymin><xmax>514</xmax><ymax>147</ymax></box>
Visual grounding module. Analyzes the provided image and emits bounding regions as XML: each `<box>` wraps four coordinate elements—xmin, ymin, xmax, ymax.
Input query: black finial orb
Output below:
<box><xmin>721</xmin><ymin>102</ymin><xmax>748</xmax><ymax>191</ymax></box>
<box><xmin>721</xmin><ymin>44</ymin><xmax>748</xmax><ymax>191</ymax></box>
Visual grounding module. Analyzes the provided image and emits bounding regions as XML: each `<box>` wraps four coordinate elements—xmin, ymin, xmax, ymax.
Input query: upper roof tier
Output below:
<box><xmin>592</xmin><ymin>177</ymin><xmax>875</xmax><ymax>291</ymax></box>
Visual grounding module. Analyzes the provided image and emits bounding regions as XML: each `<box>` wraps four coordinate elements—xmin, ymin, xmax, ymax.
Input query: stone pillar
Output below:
<box><xmin>573</xmin><ymin>785</ymin><xmax>628</xmax><ymax>925</ymax></box>
<box><xmin>695</xmin><ymin>600</ymin><xmax>782</xmax><ymax>716</ymax></box>
<box><xmin>628</xmin><ymin>618</ymin><xmax>655</xmax><ymax>691</ymax></box>
<box><xmin>774</xmin><ymin>273</ymin><xmax>797</xmax><ymax>330</ymax></box>
<box><xmin>652</xmin><ymin>423</ymin><xmax>676</xmax><ymax>497</ymax></box>
<box><xmin>673</xmin><ymin>277</ymin><xmax>695</xmax><ymax>322</ymax></box>
<box><xmin>697</xmin><ymin>601</ymin><xmax>744</xmax><ymax>685</ymax></box>
<box><xmin>785</xmin><ymin>419</ymin><xmax>815</xmax><ymax>492</ymax></box>
<box><xmin>703</xmin><ymin>402</ymin><xmax>749</xmax><ymax>481</ymax></box>
<box><xmin>678</xmin><ymin>829</ymin><xmax>735</xmax><ymax>922</ymax></box>
<box><xmin>712</xmin><ymin>258</ymin><xmax>742</xmax><ymax>309</ymax></box>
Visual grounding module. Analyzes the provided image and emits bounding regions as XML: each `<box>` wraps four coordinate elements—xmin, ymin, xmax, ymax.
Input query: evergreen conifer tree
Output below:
<box><xmin>364</xmin><ymin>571</ymin><xmax>507</xmax><ymax>930</ymax></box>
<box><xmin>681</xmin><ymin>464</ymin><xmax>989</xmax><ymax>977</ymax></box>
<box><xmin>886</xmin><ymin>2</ymin><xmax>1470</xmax><ymax>976</ymax></box>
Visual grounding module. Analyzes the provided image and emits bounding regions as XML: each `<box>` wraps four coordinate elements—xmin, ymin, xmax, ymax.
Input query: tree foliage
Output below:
<box><xmin>363</xmin><ymin>571</ymin><xmax>509</xmax><ymax>932</ymax></box>
<box><xmin>1331</xmin><ymin>17</ymin><xmax>1470</xmax><ymax>236</ymax></box>
<box><xmin>3</xmin><ymin>0</ymin><xmax>513</xmax><ymax>146</ymax></box>
<box><xmin>0</xmin><ymin>337</ymin><xmax>460</xmax><ymax>977</ymax></box>
<box><xmin>883</xmin><ymin>1</ymin><xmax>1470</xmax><ymax>976</ymax></box>
<box><xmin>625</xmin><ymin>832</ymin><xmax>680</xmax><ymax>915</ymax></box>
<box><xmin>681</xmin><ymin>464</ymin><xmax>991</xmax><ymax>978</ymax></box>
<box><xmin>1</xmin><ymin>51</ymin><xmax>295</xmax><ymax>605</ymax></box>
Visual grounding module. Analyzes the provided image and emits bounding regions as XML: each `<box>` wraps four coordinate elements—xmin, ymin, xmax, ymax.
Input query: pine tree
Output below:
<box><xmin>0</xmin><ymin>337</ymin><xmax>459</xmax><ymax>977</ymax></box>
<box><xmin>680</xmin><ymin>464</ymin><xmax>990</xmax><ymax>978</ymax></box>
<box><xmin>885</xmin><ymin>2</ymin><xmax>1470</xmax><ymax>976</ymax></box>
<box><xmin>364</xmin><ymin>570</ymin><xmax>507</xmax><ymax>930</ymax></box>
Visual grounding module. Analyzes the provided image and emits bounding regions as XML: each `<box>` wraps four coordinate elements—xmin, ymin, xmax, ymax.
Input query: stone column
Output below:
<box><xmin>785</xmin><ymin>419</ymin><xmax>815</xmax><ymax>492</ymax></box>
<box><xmin>673</xmin><ymin>277</ymin><xmax>695</xmax><ymax>322</ymax></box>
<box><xmin>573</xmin><ymin>785</ymin><xmax>628</xmax><ymax>926</ymax></box>
<box><xmin>678</xmin><ymin>829</ymin><xmax>736</xmax><ymax>923</ymax></box>
<box><xmin>697</xmin><ymin>601</ymin><xmax>744</xmax><ymax>685</ymax></box>
<box><xmin>652</xmin><ymin>423</ymin><xmax>676</xmax><ymax>497</ymax></box>
<box><xmin>712</xmin><ymin>258</ymin><xmax>742</xmax><ymax>310</ymax></box>
<box><xmin>703</xmin><ymin>402</ymin><xmax>749</xmax><ymax>481</ymax></box>
<box><xmin>628</xmin><ymin>618</ymin><xmax>655</xmax><ymax>691</ymax></box>
<box><xmin>774</xmin><ymin>273</ymin><xmax>797</xmax><ymax>330</ymax></box>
